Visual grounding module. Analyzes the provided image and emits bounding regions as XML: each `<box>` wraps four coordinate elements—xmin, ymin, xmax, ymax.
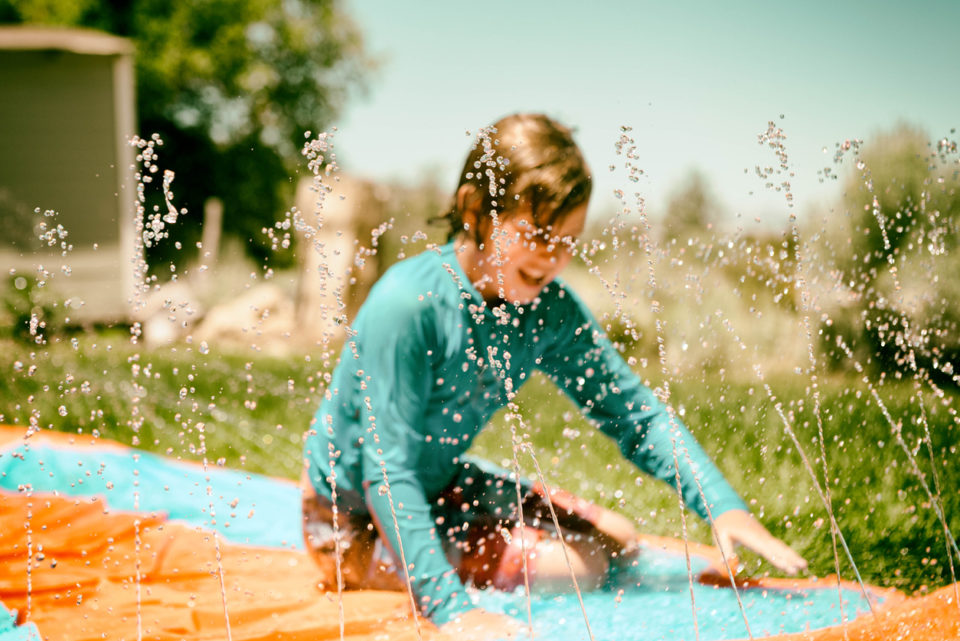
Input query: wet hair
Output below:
<box><xmin>440</xmin><ymin>113</ymin><xmax>592</xmax><ymax>242</ymax></box>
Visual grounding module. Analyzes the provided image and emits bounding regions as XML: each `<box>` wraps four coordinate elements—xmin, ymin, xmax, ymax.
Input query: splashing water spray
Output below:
<box><xmin>4</xmin><ymin>110</ymin><xmax>959</xmax><ymax>641</ymax></box>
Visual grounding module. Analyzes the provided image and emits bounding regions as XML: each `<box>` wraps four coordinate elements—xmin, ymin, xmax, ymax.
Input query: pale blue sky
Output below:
<box><xmin>334</xmin><ymin>1</ymin><xmax>959</xmax><ymax>224</ymax></box>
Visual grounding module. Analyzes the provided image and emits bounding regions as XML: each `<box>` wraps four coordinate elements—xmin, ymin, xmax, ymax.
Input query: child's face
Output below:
<box><xmin>471</xmin><ymin>203</ymin><xmax>587</xmax><ymax>304</ymax></box>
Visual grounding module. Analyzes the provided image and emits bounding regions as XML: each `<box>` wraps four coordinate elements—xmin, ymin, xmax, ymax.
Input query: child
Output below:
<box><xmin>302</xmin><ymin>113</ymin><xmax>806</xmax><ymax>638</ymax></box>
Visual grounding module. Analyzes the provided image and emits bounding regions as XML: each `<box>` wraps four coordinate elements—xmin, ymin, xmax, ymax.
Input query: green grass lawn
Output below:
<box><xmin>1</xmin><ymin>333</ymin><xmax>957</xmax><ymax>596</ymax></box>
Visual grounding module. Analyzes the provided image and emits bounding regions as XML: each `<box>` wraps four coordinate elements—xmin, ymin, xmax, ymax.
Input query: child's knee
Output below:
<box><xmin>531</xmin><ymin>532</ymin><xmax>610</xmax><ymax>590</ymax></box>
<box><xmin>470</xmin><ymin>525</ymin><xmax>610</xmax><ymax>592</ymax></box>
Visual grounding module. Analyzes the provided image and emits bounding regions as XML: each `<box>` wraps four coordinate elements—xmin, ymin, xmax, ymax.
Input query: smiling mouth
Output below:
<box><xmin>518</xmin><ymin>269</ymin><xmax>546</xmax><ymax>287</ymax></box>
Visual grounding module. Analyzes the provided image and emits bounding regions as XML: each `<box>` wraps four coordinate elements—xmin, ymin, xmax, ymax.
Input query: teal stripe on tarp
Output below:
<box><xmin>0</xmin><ymin>441</ymin><xmax>303</xmax><ymax>550</ymax></box>
<box><xmin>0</xmin><ymin>604</ymin><xmax>40</xmax><ymax>641</ymax></box>
<box><xmin>0</xmin><ymin>437</ymin><xmax>884</xmax><ymax>640</ymax></box>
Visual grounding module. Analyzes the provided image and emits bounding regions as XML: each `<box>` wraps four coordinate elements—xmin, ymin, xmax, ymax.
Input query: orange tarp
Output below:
<box><xmin>0</xmin><ymin>491</ymin><xmax>432</xmax><ymax>640</ymax></box>
<box><xmin>0</xmin><ymin>427</ymin><xmax>434</xmax><ymax>640</ymax></box>
<box><xmin>1</xmin><ymin>426</ymin><xmax>959</xmax><ymax>640</ymax></box>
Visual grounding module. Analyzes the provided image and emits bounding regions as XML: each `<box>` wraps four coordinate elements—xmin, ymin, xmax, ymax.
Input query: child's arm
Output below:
<box><xmin>538</xmin><ymin>287</ymin><xmax>805</xmax><ymax>571</ymax></box>
<box><xmin>538</xmin><ymin>289</ymin><xmax>745</xmax><ymax>520</ymax></box>
<box><xmin>351</xmin><ymin>292</ymin><xmax>477</xmax><ymax>624</ymax></box>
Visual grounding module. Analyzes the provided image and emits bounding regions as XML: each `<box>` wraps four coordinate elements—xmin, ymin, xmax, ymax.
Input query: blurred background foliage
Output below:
<box><xmin>0</xmin><ymin>0</ymin><xmax>370</xmax><ymax>271</ymax></box>
<box><xmin>3</xmin><ymin>2</ymin><xmax>955</xmax><ymax>389</ymax></box>
<box><xmin>816</xmin><ymin>124</ymin><xmax>959</xmax><ymax>386</ymax></box>
<box><xmin>0</xmin><ymin>3</ymin><xmax>957</xmax><ymax>594</ymax></box>
<box><xmin>661</xmin><ymin>169</ymin><xmax>721</xmax><ymax>242</ymax></box>
<box><xmin>649</xmin><ymin>125</ymin><xmax>956</xmax><ymax>388</ymax></box>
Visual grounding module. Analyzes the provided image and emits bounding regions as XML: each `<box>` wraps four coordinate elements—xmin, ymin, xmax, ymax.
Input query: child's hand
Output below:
<box><xmin>712</xmin><ymin>509</ymin><xmax>808</xmax><ymax>575</ymax></box>
<box><xmin>438</xmin><ymin>608</ymin><xmax>524</xmax><ymax>641</ymax></box>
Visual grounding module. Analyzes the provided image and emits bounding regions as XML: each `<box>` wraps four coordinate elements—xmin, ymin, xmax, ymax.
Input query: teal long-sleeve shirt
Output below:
<box><xmin>303</xmin><ymin>241</ymin><xmax>747</xmax><ymax>624</ymax></box>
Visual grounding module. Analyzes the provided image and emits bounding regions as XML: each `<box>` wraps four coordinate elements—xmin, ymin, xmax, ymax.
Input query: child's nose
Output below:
<box><xmin>540</xmin><ymin>237</ymin><xmax>573</xmax><ymax>259</ymax></box>
<box><xmin>539</xmin><ymin>246</ymin><xmax>573</xmax><ymax>270</ymax></box>
<box><xmin>533</xmin><ymin>243</ymin><xmax>559</xmax><ymax>263</ymax></box>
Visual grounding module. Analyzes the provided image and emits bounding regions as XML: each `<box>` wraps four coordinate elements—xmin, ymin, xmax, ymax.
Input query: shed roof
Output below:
<box><xmin>0</xmin><ymin>25</ymin><xmax>133</xmax><ymax>56</ymax></box>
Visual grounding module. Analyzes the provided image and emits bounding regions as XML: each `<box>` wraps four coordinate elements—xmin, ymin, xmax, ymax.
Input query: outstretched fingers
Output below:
<box><xmin>712</xmin><ymin>509</ymin><xmax>808</xmax><ymax>575</ymax></box>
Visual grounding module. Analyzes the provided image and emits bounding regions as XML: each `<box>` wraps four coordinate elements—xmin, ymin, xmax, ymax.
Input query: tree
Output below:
<box><xmin>840</xmin><ymin>125</ymin><xmax>936</xmax><ymax>277</ymax></box>
<box><xmin>661</xmin><ymin>169</ymin><xmax>720</xmax><ymax>242</ymax></box>
<box><xmin>819</xmin><ymin>124</ymin><xmax>960</xmax><ymax>384</ymax></box>
<box><xmin>1</xmin><ymin>0</ymin><xmax>370</xmax><ymax>269</ymax></box>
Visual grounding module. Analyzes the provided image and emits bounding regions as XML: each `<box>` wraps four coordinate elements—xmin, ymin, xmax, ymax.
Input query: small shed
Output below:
<box><xmin>0</xmin><ymin>26</ymin><xmax>137</xmax><ymax>323</ymax></box>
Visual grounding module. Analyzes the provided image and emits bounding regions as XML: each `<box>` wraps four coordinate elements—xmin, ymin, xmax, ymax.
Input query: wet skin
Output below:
<box><xmin>445</xmin><ymin>185</ymin><xmax>807</xmax><ymax>638</ymax></box>
<box><xmin>454</xmin><ymin>185</ymin><xmax>587</xmax><ymax>307</ymax></box>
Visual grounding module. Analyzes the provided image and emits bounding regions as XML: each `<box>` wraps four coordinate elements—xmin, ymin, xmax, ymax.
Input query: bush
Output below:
<box><xmin>1</xmin><ymin>274</ymin><xmax>60</xmax><ymax>344</ymax></box>
<box><xmin>816</xmin><ymin>125</ymin><xmax>960</xmax><ymax>386</ymax></box>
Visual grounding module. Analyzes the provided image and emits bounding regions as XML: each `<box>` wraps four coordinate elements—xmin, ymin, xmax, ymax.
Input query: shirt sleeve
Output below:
<box><xmin>351</xmin><ymin>290</ymin><xmax>474</xmax><ymax>624</ymax></box>
<box><xmin>535</xmin><ymin>288</ymin><xmax>747</xmax><ymax>521</ymax></box>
